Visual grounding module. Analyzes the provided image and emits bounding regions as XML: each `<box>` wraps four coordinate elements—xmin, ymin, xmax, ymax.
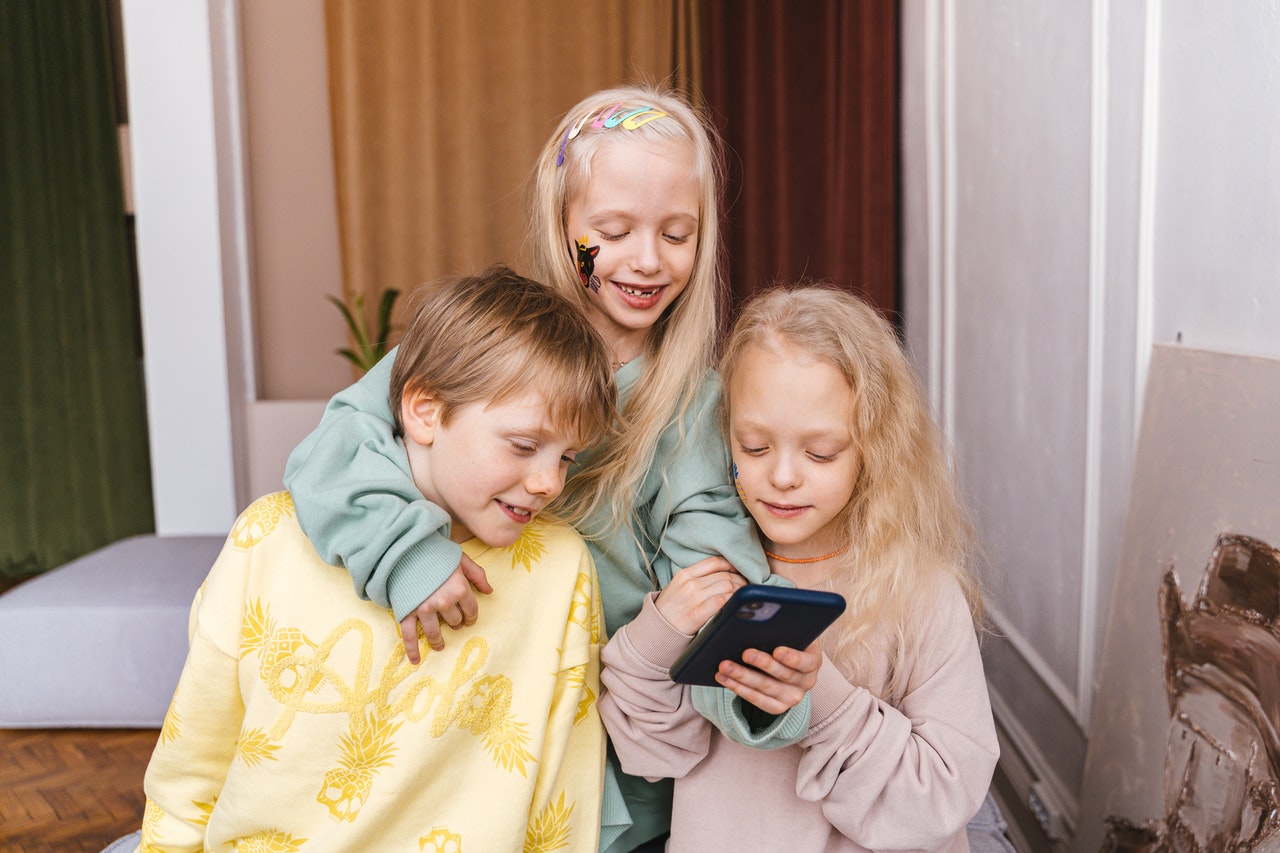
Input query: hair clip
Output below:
<box><xmin>556</xmin><ymin>103</ymin><xmax>671</xmax><ymax>166</ymax></box>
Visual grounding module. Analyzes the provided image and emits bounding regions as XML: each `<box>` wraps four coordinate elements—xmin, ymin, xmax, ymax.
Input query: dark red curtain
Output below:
<box><xmin>700</xmin><ymin>0</ymin><xmax>899</xmax><ymax>323</ymax></box>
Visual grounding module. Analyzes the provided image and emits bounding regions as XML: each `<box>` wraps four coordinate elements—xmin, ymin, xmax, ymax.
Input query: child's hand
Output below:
<box><xmin>655</xmin><ymin>557</ymin><xmax>747</xmax><ymax>635</ymax></box>
<box><xmin>400</xmin><ymin>553</ymin><xmax>493</xmax><ymax>664</ymax></box>
<box><xmin>714</xmin><ymin>639</ymin><xmax>822</xmax><ymax>715</ymax></box>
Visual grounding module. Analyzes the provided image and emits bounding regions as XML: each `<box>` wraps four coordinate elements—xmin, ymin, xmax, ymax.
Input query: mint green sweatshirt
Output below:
<box><xmin>283</xmin><ymin>348</ymin><xmax>805</xmax><ymax>852</ymax></box>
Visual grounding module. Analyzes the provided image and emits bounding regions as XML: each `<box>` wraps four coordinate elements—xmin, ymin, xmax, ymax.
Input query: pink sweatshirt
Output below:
<box><xmin>599</xmin><ymin>576</ymin><xmax>998</xmax><ymax>852</ymax></box>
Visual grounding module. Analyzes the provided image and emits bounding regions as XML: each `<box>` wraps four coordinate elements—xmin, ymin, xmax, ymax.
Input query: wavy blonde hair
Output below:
<box><xmin>527</xmin><ymin>84</ymin><xmax>726</xmax><ymax>532</ymax></box>
<box><xmin>720</xmin><ymin>285</ymin><xmax>983</xmax><ymax>702</ymax></box>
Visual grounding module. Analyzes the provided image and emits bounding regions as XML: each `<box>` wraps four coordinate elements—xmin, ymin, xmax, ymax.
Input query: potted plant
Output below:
<box><xmin>328</xmin><ymin>288</ymin><xmax>400</xmax><ymax>373</ymax></box>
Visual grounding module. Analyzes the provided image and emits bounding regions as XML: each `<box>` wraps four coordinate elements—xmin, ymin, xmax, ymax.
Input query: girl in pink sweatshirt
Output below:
<box><xmin>599</xmin><ymin>285</ymin><xmax>999</xmax><ymax>851</ymax></box>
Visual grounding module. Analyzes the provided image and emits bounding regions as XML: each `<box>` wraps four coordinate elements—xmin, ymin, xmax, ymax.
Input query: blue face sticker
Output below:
<box><xmin>733</xmin><ymin>462</ymin><xmax>747</xmax><ymax>503</ymax></box>
<box><xmin>573</xmin><ymin>236</ymin><xmax>601</xmax><ymax>293</ymax></box>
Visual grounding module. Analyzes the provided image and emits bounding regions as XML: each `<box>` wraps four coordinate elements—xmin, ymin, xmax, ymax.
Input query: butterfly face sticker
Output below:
<box><xmin>574</xmin><ymin>236</ymin><xmax>601</xmax><ymax>293</ymax></box>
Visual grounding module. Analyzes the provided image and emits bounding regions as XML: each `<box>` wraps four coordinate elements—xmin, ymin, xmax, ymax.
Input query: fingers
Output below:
<box><xmin>679</xmin><ymin>555</ymin><xmax>737</xmax><ymax>578</ymax></box>
<box><xmin>399</xmin><ymin>563</ymin><xmax>489</xmax><ymax>664</ymax></box>
<box><xmin>459</xmin><ymin>553</ymin><xmax>493</xmax><ymax>595</ymax></box>
<box><xmin>657</xmin><ymin>565</ymin><xmax>748</xmax><ymax>634</ymax></box>
<box><xmin>715</xmin><ymin>644</ymin><xmax>823</xmax><ymax>713</ymax></box>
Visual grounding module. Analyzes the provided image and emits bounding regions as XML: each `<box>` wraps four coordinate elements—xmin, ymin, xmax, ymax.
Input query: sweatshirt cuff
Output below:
<box><xmin>624</xmin><ymin>593</ymin><xmax>698</xmax><ymax>670</ymax></box>
<box><xmin>385</xmin><ymin>536</ymin><xmax>464</xmax><ymax>621</ymax></box>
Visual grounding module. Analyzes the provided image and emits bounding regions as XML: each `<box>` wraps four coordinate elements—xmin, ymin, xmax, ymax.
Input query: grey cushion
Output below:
<box><xmin>0</xmin><ymin>534</ymin><xmax>224</xmax><ymax>727</ymax></box>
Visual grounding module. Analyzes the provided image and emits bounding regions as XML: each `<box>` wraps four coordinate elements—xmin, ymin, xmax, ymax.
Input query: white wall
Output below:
<box><xmin>121</xmin><ymin>1</ymin><xmax>336</xmax><ymax>528</ymax></box>
<box><xmin>903</xmin><ymin>0</ymin><xmax>1280</xmax><ymax>847</ymax></box>
<box><xmin>120</xmin><ymin>0</ymin><xmax>240</xmax><ymax>535</ymax></box>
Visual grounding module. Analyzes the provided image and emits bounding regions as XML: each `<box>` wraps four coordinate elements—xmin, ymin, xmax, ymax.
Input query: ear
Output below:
<box><xmin>401</xmin><ymin>387</ymin><xmax>441</xmax><ymax>446</ymax></box>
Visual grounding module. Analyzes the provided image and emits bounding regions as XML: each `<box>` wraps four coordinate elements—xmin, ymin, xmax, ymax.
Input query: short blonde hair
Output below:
<box><xmin>721</xmin><ymin>284</ymin><xmax>982</xmax><ymax>702</ymax></box>
<box><xmin>527</xmin><ymin>84</ymin><xmax>727</xmax><ymax>531</ymax></box>
<box><xmin>389</xmin><ymin>265</ymin><xmax>616</xmax><ymax>459</ymax></box>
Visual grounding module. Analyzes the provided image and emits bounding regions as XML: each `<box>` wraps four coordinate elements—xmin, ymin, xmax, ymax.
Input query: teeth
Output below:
<box><xmin>618</xmin><ymin>284</ymin><xmax>658</xmax><ymax>298</ymax></box>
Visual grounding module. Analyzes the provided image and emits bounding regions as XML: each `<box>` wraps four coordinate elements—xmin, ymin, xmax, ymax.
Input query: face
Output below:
<box><xmin>727</xmin><ymin>342</ymin><xmax>860</xmax><ymax>563</ymax></box>
<box><xmin>564</xmin><ymin>138</ymin><xmax>700</xmax><ymax>362</ymax></box>
<box><xmin>402</xmin><ymin>388</ymin><xmax>581</xmax><ymax>547</ymax></box>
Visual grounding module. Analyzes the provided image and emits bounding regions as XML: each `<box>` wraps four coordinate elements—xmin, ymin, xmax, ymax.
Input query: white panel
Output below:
<box><xmin>950</xmin><ymin>0</ymin><xmax>1093</xmax><ymax>688</ymax></box>
<box><xmin>1152</xmin><ymin>0</ymin><xmax>1280</xmax><ymax>359</ymax></box>
<box><xmin>121</xmin><ymin>0</ymin><xmax>237</xmax><ymax>534</ymax></box>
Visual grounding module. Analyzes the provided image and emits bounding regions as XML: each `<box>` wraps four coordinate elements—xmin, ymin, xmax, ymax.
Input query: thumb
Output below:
<box><xmin>460</xmin><ymin>553</ymin><xmax>493</xmax><ymax>594</ymax></box>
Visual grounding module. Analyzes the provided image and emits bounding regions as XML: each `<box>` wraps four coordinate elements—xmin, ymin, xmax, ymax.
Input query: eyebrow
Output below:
<box><xmin>587</xmin><ymin>210</ymin><xmax>699</xmax><ymax>224</ymax></box>
<box><xmin>732</xmin><ymin>420</ymin><xmax>850</xmax><ymax>442</ymax></box>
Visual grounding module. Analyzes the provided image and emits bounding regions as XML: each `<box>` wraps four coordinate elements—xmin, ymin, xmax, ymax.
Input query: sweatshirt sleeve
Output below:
<box><xmin>649</xmin><ymin>374</ymin><xmax>771</xmax><ymax>584</ymax></box>
<box><xmin>527</xmin><ymin>550</ymin><xmax>608</xmax><ymax>853</ymax></box>
<box><xmin>282</xmin><ymin>349</ymin><xmax>463</xmax><ymax>620</ymax></box>
<box><xmin>598</xmin><ymin>595</ymin><xmax>714</xmax><ymax>781</ymax></box>
<box><xmin>139</xmin><ymin>540</ymin><xmax>244</xmax><ymax>852</ymax></box>
<box><xmin>793</xmin><ymin>579</ymin><xmax>999</xmax><ymax>850</ymax></box>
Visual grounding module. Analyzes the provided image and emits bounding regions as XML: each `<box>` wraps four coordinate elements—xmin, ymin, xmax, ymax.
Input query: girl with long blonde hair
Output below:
<box><xmin>599</xmin><ymin>285</ymin><xmax>998</xmax><ymax>852</ymax></box>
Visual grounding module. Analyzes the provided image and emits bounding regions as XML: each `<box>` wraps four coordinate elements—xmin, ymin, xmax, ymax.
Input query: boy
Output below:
<box><xmin>137</xmin><ymin>266</ymin><xmax>616</xmax><ymax>852</ymax></box>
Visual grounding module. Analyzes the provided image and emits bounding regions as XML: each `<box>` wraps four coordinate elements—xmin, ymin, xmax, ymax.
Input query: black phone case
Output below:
<box><xmin>668</xmin><ymin>585</ymin><xmax>846</xmax><ymax>686</ymax></box>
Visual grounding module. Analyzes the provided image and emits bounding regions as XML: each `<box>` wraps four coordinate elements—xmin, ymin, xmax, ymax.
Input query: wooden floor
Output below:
<box><xmin>0</xmin><ymin>727</ymin><xmax>156</xmax><ymax>853</ymax></box>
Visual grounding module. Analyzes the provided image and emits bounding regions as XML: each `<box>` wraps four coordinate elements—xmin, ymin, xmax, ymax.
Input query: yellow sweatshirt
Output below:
<box><xmin>139</xmin><ymin>492</ymin><xmax>605</xmax><ymax>853</ymax></box>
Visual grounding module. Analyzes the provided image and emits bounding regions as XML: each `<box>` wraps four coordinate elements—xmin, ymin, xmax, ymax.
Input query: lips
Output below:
<box><xmin>762</xmin><ymin>501</ymin><xmax>809</xmax><ymax>519</ymax></box>
<box><xmin>497</xmin><ymin>499</ymin><xmax>537</xmax><ymax>524</ymax></box>
<box><xmin>612</xmin><ymin>281</ymin><xmax>665</xmax><ymax>309</ymax></box>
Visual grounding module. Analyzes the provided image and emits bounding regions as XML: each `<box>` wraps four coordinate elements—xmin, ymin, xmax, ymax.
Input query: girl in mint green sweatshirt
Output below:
<box><xmin>284</xmin><ymin>84</ymin><xmax>807</xmax><ymax>853</ymax></box>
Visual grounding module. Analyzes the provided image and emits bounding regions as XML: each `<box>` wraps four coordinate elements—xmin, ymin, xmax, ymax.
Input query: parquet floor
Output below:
<box><xmin>0</xmin><ymin>727</ymin><xmax>156</xmax><ymax>853</ymax></box>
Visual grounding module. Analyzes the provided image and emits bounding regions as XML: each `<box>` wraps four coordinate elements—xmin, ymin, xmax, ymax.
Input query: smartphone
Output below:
<box><xmin>668</xmin><ymin>585</ymin><xmax>846</xmax><ymax>686</ymax></box>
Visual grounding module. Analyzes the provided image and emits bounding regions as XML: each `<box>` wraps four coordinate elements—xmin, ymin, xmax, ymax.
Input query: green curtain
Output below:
<box><xmin>0</xmin><ymin>0</ymin><xmax>154</xmax><ymax>578</ymax></box>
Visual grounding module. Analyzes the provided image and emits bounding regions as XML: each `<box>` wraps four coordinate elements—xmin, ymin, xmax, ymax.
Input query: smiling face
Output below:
<box><xmin>727</xmin><ymin>342</ymin><xmax>860</xmax><ymax>568</ymax></box>
<box><xmin>563</xmin><ymin>138</ymin><xmax>700</xmax><ymax>363</ymax></box>
<box><xmin>402</xmin><ymin>388</ymin><xmax>582</xmax><ymax>547</ymax></box>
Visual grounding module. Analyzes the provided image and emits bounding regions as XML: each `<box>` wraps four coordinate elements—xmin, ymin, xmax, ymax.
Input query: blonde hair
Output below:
<box><xmin>720</xmin><ymin>285</ymin><xmax>983</xmax><ymax>702</ymax></box>
<box><xmin>526</xmin><ymin>84</ymin><xmax>725</xmax><ymax>533</ymax></box>
<box><xmin>389</xmin><ymin>265</ymin><xmax>616</xmax><ymax>519</ymax></box>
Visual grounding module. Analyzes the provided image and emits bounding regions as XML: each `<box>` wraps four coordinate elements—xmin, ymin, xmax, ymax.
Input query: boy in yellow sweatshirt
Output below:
<box><xmin>137</xmin><ymin>266</ymin><xmax>617</xmax><ymax>852</ymax></box>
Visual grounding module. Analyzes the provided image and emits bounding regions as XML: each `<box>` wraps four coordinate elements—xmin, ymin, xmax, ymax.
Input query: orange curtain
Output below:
<box><xmin>323</xmin><ymin>0</ymin><xmax>700</xmax><ymax>345</ymax></box>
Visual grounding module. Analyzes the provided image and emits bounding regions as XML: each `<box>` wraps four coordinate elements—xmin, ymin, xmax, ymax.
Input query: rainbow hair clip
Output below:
<box><xmin>556</xmin><ymin>103</ymin><xmax>670</xmax><ymax>166</ymax></box>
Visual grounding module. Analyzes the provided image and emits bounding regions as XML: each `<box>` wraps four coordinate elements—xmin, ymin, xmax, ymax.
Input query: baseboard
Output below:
<box><xmin>989</xmin><ymin>688</ymin><xmax>1078</xmax><ymax>852</ymax></box>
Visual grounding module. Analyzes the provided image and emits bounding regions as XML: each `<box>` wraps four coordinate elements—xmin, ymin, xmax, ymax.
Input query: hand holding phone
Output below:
<box><xmin>669</xmin><ymin>585</ymin><xmax>846</xmax><ymax>686</ymax></box>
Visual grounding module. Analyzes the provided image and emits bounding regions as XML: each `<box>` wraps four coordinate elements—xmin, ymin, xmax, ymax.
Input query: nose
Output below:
<box><xmin>768</xmin><ymin>453</ymin><xmax>802</xmax><ymax>491</ymax></box>
<box><xmin>629</xmin><ymin>233</ymin><xmax>663</xmax><ymax>276</ymax></box>
<box><xmin>526</xmin><ymin>463</ymin><xmax>564</xmax><ymax>499</ymax></box>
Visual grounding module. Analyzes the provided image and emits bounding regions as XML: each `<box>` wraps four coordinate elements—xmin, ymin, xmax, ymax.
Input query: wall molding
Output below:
<box><xmin>1078</xmin><ymin>0</ymin><xmax>1112</xmax><ymax>732</ymax></box>
<box><xmin>1134</xmin><ymin>0</ymin><xmax>1162</xmax><ymax>436</ymax></box>
<box><xmin>987</xmin><ymin>603</ymin><xmax>1085</xmax><ymax>730</ymax></box>
<box><xmin>989</xmin><ymin>684</ymin><xmax>1080</xmax><ymax>841</ymax></box>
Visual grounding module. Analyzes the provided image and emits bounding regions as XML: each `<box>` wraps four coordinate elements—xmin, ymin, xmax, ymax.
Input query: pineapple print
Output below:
<box><xmin>231</xmin><ymin>829</ymin><xmax>307</xmax><ymax>852</ymax></box>
<box><xmin>524</xmin><ymin>791</ymin><xmax>575</xmax><ymax>852</ymax></box>
<box><xmin>191</xmin><ymin>798</ymin><xmax>215</xmax><ymax>827</ymax></box>
<box><xmin>506</xmin><ymin>524</ymin><xmax>547</xmax><ymax>572</ymax></box>
<box><xmin>241</xmin><ymin>598</ymin><xmax>322</xmax><ymax>694</ymax></box>
<box><xmin>420</xmin><ymin>826</ymin><xmax>463</xmax><ymax>852</ymax></box>
<box><xmin>139</xmin><ymin>799</ymin><xmax>165</xmax><ymax>849</ymax></box>
<box><xmin>563</xmin><ymin>664</ymin><xmax>595</xmax><ymax>726</ymax></box>
<box><xmin>235</xmin><ymin>728</ymin><xmax>281</xmax><ymax>766</ymax></box>
<box><xmin>456</xmin><ymin>675</ymin><xmax>535</xmax><ymax>775</ymax></box>
<box><xmin>230</xmin><ymin>492</ymin><xmax>294</xmax><ymax>550</ymax></box>
<box><xmin>567</xmin><ymin>570</ymin><xmax>596</xmax><ymax>638</ymax></box>
<box><xmin>317</xmin><ymin>710</ymin><xmax>402</xmax><ymax>822</ymax></box>
<box><xmin>159</xmin><ymin>692</ymin><xmax>181</xmax><ymax>744</ymax></box>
